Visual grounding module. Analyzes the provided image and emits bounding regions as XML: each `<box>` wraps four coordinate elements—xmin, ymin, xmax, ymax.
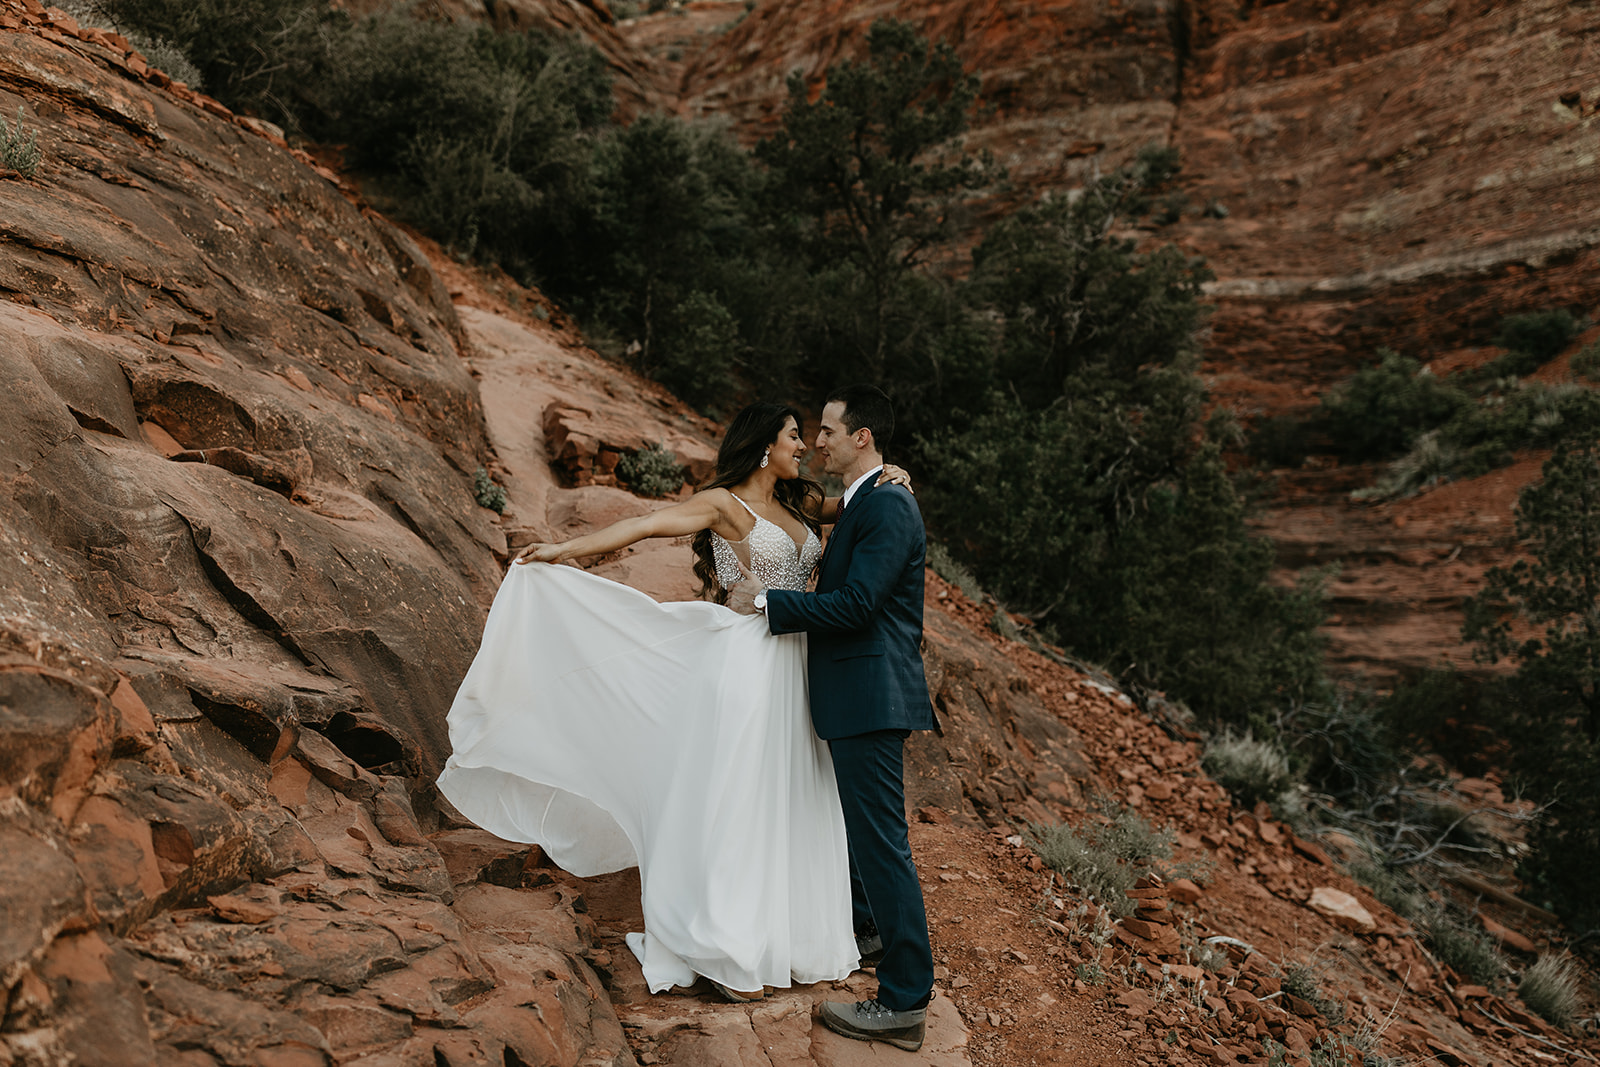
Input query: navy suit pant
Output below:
<box><xmin>828</xmin><ymin>730</ymin><xmax>934</xmax><ymax>1011</ymax></box>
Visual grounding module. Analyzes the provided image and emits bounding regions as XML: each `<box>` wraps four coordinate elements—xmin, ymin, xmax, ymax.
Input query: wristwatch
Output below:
<box><xmin>753</xmin><ymin>590</ymin><xmax>768</xmax><ymax>613</ymax></box>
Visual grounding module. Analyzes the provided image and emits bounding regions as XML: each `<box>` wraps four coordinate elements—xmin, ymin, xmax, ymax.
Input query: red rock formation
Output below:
<box><xmin>655</xmin><ymin>0</ymin><xmax>1600</xmax><ymax>679</ymax></box>
<box><xmin>4</xmin><ymin>5</ymin><xmax>1594</xmax><ymax>1066</ymax></box>
<box><xmin>0</xmin><ymin>7</ymin><xmax>633</xmax><ymax>1062</ymax></box>
<box><xmin>675</xmin><ymin>0</ymin><xmax>1182</xmax><ymax>206</ymax></box>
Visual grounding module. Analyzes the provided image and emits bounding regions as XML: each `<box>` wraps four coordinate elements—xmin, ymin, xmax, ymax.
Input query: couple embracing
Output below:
<box><xmin>437</xmin><ymin>384</ymin><xmax>937</xmax><ymax>1051</ymax></box>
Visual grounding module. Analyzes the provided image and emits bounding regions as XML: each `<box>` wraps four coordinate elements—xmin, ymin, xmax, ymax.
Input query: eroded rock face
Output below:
<box><xmin>676</xmin><ymin>0</ymin><xmax>1180</xmax><ymax>207</ymax></box>
<box><xmin>0</xmin><ymin>8</ymin><xmax>630</xmax><ymax>1064</ymax></box>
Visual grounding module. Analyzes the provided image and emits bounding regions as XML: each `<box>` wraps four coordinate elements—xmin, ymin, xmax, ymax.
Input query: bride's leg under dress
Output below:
<box><xmin>437</xmin><ymin>564</ymin><xmax>857</xmax><ymax>993</ymax></box>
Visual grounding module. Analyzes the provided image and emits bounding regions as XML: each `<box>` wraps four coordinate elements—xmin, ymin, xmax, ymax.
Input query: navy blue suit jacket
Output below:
<box><xmin>765</xmin><ymin>478</ymin><xmax>936</xmax><ymax>741</ymax></box>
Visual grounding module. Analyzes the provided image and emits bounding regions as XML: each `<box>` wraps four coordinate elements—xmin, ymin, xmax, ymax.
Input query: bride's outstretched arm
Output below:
<box><xmin>818</xmin><ymin>464</ymin><xmax>914</xmax><ymax>523</ymax></box>
<box><xmin>514</xmin><ymin>492</ymin><xmax>731</xmax><ymax>565</ymax></box>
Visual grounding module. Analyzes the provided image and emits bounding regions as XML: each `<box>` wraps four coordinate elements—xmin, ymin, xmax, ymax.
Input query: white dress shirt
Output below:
<box><xmin>840</xmin><ymin>466</ymin><xmax>884</xmax><ymax>513</ymax></box>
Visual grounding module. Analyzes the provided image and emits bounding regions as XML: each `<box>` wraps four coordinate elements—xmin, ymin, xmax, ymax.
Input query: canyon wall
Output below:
<box><xmin>633</xmin><ymin>0</ymin><xmax>1600</xmax><ymax>680</ymax></box>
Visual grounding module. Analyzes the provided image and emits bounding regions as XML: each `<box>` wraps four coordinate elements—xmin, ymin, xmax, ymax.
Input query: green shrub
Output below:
<box><xmin>653</xmin><ymin>291</ymin><xmax>740</xmax><ymax>412</ymax></box>
<box><xmin>1519</xmin><ymin>954</ymin><xmax>1582</xmax><ymax>1030</ymax></box>
<box><xmin>1202</xmin><ymin>729</ymin><xmax>1294</xmax><ymax>807</ymax></box>
<box><xmin>1026</xmin><ymin>798</ymin><xmax>1177</xmax><ymax>916</ymax></box>
<box><xmin>1377</xmin><ymin>670</ymin><xmax>1507</xmax><ymax>777</ymax></box>
<box><xmin>0</xmin><ymin>107</ymin><xmax>42</xmax><ymax>179</ymax></box>
<box><xmin>615</xmin><ymin>444</ymin><xmax>684</xmax><ymax>498</ymax></box>
<box><xmin>1321</xmin><ymin>349</ymin><xmax>1466</xmax><ymax>461</ymax></box>
<box><xmin>95</xmin><ymin>0</ymin><xmax>341</xmax><ymax>122</ymax></box>
<box><xmin>1494</xmin><ymin>309</ymin><xmax>1585</xmax><ymax>366</ymax></box>
<box><xmin>472</xmin><ymin>468</ymin><xmax>506</xmax><ymax>513</ymax></box>
<box><xmin>1422</xmin><ymin>913</ymin><xmax>1503</xmax><ymax>984</ymax></box>
<box><xmin>1463</xmin><ymin>437</ymin><xmax>1600</xmax><ymax>931</ymax></box>
<box><xmin>1075</xmin><ymin>960</ymin><xmax>1107</xmax><ymax>985</ymax></box>
<box><xmin>1347</xmin><ymin>858</ymin><xmax>1424</xmax><ymax>920</ymax></box>
<box><xmin>324</xmin><ymin>15</ymin><xmax>611</xmax><ymax>273</ymax></box>
<box><xmin>1282</xmin><ymin>961</ymin><xmax>1343</xmax><ymax>1023</ymax></box>
<box><xmin>55</xmin><ymin>0</ymin><xmax>206</xmax><ymax>87</ymax></box>
<box><xmin>1571</xmin><ymin>340</ymin><xmax>1600</xmax><ymax>381</ymax></box>
<box><xmin>1356</xmin><ymin>383</ymin><xmax>1600</xmax><ymax>499</ymax></box>
<box><xmin>96</xmin><ymin>1</ymin><xmax>611</xmax><ymax>277</ymax></box>
<box><xmin>926</xmin><ymin>541</ymin><xmax>983</xmax><ymax>602</ymax></box>
<box><xmin>1247</xmin><ymin>413</ymin><xmax>1318</xmax><ymax>469</ymax></box>
<box><xmin>926</xmin><ymin>416</ymin><xmax>1328</xmax><ymax>728</ymax></box>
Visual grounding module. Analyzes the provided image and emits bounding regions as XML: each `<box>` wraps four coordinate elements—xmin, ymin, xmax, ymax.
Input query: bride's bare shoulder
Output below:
<box><xmin>693</xmin><ymin>486</ymin><xmax>738</xmax><ymax>516</ymax></box>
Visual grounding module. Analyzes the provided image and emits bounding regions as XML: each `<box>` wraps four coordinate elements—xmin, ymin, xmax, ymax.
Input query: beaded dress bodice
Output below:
<box><xmin>711</xmin><ymin>495</ymin><xmax>821</xmax><ymax>593</ymax></box>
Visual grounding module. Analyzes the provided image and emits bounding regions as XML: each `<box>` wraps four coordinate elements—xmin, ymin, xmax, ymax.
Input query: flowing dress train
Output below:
<box><xmin>436</xmin><ymin>509</ymin><xmax>857</xmax><ymax>993</ymax></box>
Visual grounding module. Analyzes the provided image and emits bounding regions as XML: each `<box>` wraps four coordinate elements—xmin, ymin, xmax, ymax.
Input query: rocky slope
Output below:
<box><xmin>632</xmin><ymin>0</ymin><xmax>1600</xmax><ymax>681</ymax></box>
<box><xmin>0</xmin><ymin>5</ymin><xmax>628</xmax><ymax>1063</ymax></box>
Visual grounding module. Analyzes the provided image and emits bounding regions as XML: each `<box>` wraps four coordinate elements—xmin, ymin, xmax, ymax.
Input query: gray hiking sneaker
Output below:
<box><xmin>855</xmin><ymin>931</ymin><xmax>884</xmax><ymax>967</ymax></box>
<box><xmin>818</xmin><ymin>998</ymin><xmax>927</xmax><ymax>1051</ymax></box>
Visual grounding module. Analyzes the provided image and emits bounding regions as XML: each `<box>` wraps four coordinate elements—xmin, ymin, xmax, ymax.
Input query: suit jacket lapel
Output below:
<box><xmin>820</xmin><ymin>476</ymin><xmax>882</xmax><ymax>575</ymax></box>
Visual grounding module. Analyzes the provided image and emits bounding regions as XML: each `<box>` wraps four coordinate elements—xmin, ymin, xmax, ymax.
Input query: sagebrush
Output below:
<box><xmin>1201</xmin><ymin>729</ymin><xmax>1294</xmax><ymax>808</ymax></box>
<box><xmin>616</xmin><ymin>444</ymin><xmax>684</xmax><ymax>498</ymax></box>
<box><xmin>1519</xmin><ymin>954</ymin><xmax>1582</xmax><ymax>1030</ymax></box>
<box><xmin>472</xmin><ymin>468</ymin><xmax>506</xmax><ymax>513</ymax></box>
<box><xmin>0</xmin><ymin>107</ymin><xmax>42</xmax><ymax>178</ymax></box>
<box><xmin>1026</xmin><ymin>798</ymin><xmax>1193</xmax><ymax>916</ymax></box>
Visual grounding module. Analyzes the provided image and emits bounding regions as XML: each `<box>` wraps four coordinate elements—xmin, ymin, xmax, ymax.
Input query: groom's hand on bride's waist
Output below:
<box><xmin>726</xmin><ymin>579</ymin><xmax>766</xmax><ymax>616</ymax></box>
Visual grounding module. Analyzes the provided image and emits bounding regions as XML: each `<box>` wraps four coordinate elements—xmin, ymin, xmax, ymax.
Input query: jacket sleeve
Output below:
<box><xmin>765</xmin><ymin>489</ymin><xmax>919</xmax><ymax>636</ymax></box>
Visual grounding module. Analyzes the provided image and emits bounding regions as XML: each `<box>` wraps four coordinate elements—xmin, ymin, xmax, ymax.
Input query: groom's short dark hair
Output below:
<box><xmin>827</xmin><ymin>384</ymin><xmax>894</xmax><ymax>453</ymax></box>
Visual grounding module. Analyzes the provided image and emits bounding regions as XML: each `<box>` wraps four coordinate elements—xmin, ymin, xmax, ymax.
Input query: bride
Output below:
<box><xmin>436</xmin><ymin>402</ymin><xmax>909</xmax><ymax>1000</ymax></box>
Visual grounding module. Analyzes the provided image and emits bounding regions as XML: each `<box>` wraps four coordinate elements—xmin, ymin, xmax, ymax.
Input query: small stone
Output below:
<box><xmin>207</xmin><ymin>892</ymin><xmax>279</xmax><ymax>924</ymax></box>
<box><xmin>1308</xmin><ymin>886</ymin><xmax>1375</xmax><ymax>933</ymax></box>
<box><xmin>1479</xmin><ymin>915</ymin><xmax>1535</xmax><ymax>954</ymax></box>
<box><xmin>1286</xmin><ymin>994</ymin><xmax>1320</xmax><ymax>1018</ymax></box>
<box><xmin>1168</xmin><ymin>878</ymin><xmax>1204</xmax><ymax>905</ymax></box>
<box><xmin>1116</xmin><ymin>988</ymin><xmax>1154</xmax><ymax>1016</ymax></box>
<box><xmin>1121</xmin><ymin>917</ymin><xmax>1169</xmax><ymax>940</ymax></box>
<box><xmin>1291</xmin><ymin>834</ymin><xmax>1333</xmax><ymax>866</ymax></box>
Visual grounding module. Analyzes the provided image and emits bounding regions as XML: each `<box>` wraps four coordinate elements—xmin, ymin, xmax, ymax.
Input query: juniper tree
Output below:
<box><xmin>1463</xmin><ymin>432</ymin><xmax>1600</xmax><ymax>933</ymax></box>
<box><xmin>756</xmin><ymin>19</ymin><xmax>999</xmax><ymax>384</ymax></box>
<box><xmin>1466</xmin><ymin>433</ymin><xmax>1600</xmax><ymax>740</ymax></box>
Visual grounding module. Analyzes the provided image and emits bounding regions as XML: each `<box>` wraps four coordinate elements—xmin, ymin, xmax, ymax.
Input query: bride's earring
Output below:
<box><xmin>760</xmin><ymin>450</ymin><xmax>769</xmax><ymax>469</ymax></box>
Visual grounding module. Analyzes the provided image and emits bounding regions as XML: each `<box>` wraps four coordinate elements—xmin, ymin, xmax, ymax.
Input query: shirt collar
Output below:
<box><xmin>841</xmin><ymin>466</ymin><xmax>884</xmax><ymax>510</ymax></box>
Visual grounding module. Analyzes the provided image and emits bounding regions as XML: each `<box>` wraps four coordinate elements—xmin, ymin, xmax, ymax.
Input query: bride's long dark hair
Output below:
<box><xmin>691</xmin><ymin>403</ymin><xmax>824</xmax><ymax>603</ymax></box>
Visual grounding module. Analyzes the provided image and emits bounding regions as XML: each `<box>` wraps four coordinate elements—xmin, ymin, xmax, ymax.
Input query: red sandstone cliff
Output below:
<box><xmin>625</xmin><ymin>0</ymin><xmax>1600</xmax><ymax>681</ymax></box>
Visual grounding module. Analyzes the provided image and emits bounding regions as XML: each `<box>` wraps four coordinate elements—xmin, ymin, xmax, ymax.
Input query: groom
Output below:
<box><xmin>730</xmin><ymin>384</ymin><xmax>937</xmax><ymax>1052</ymax></box>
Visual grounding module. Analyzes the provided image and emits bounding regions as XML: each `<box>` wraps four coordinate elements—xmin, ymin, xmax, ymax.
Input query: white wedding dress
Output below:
<box><xmin>436</xmin><ymin>499</ymin><xmax>858</xmax><ymax>993</ymax></box>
